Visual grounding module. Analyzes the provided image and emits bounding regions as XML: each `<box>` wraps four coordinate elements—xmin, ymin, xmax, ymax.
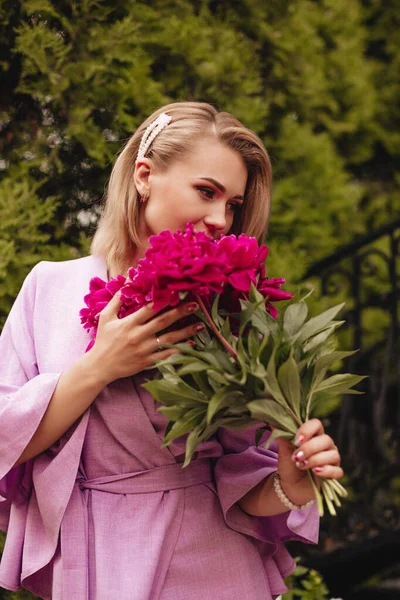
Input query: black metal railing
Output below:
<box><xmin>303</xmin><ymin>216</ymin><xmax>400</xmax><ymax>467</ymax></box>
<box><xmin>296</xmin><ymin>217</ymin><xmax>400</xmax><ymax>597</ymax></box>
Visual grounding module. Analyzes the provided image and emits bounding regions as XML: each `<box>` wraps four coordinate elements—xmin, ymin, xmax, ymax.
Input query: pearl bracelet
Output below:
<box><xmin>273</xmin><ymin>472</ymin><xmax>314</xmax><ymax>511</ymax></box>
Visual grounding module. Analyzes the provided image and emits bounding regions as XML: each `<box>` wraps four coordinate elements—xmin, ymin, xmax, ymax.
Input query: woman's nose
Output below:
<box><xmin>203</xmin><ymin>205</ymin><xmax>228</xmax><ymax>234</ymax></box>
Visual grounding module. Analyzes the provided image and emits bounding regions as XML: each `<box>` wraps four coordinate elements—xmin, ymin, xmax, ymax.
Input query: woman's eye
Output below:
<box><xmin>198</xmin><ymin>187</ymin><xmax>215</xmax><ymax>199</ymax></box>
<box><xmin>227</xmin><ymin>202</ymin><xmax>240</xmax><ymax>213</ymax></box>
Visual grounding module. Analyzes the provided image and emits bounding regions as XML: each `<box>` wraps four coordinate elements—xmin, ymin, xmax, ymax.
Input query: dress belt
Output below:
<box><xmin>78</xmin><ymin>457</ymin><xmax>213</xmax><ymax>494</ymax></box>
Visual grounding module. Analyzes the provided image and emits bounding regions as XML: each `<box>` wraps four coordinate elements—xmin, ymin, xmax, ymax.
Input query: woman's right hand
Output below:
<box><xmin>88</xmin><ymin>293</ymin><xmax>204</xmax><ymax>385</ymax></box>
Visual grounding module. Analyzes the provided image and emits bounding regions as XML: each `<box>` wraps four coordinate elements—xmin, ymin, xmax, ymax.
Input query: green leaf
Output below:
<box><xmin>302</xmin><ymin>321</ymin><xmax>345</xmax><ymax>353</ymax></box>
<box><xmin>294</xmin><ymin>303</ymin><xmax>345</xmax><ymax>344</ymax></box>
<box><xmin>263</xmin><ymin>428</ymin><xmax>294</xmax><ymax>449</ymax></box>
<box><xmin>312</xmin><ymin>349</ymin><xmax>358</xmax><ymax>388</ymax></box>
<box><xmin>157</xmin><ymin>406</ymin><xmax>184</xmax><ymax>420</ymax></box>
<box><xmin>218</xmin><ymin>416</ymin><xmax>261</xmax><ymax>430</ymax></box>
<box><xmin>220</xmin><ymin>316</ymin><xmax>233</xmax><ymax>341</ymax></box>
<box><xmin>283</xmin><ymin>301</ymin><xmax>308</xmax><ymax>339</ymax></box>
<box><xmin>249</xmin><ymin>283</ymin><xmax>266</xmax><ymax>304</ymax></box>
<box><xmin>251</xmin><ymin>306</ymin><xmax>280</xmax><ymax>339</ymax></box>
<box><xmin>277</xmin><ymin>351</ymin><xmax>301</xmax><ymax>417</ymax></box>
<box><xmin>293</xmin><ymin>565</ymin><xmax>309</xmax><ymax>576</ymax></box>
<box><xmin>212</xmin><ymin>349</ymin><xmax>237</xmax><ymax>374</ymax></box>
<box><xmin>142</xmin><ymin>378</ymin><xmax>206</xmax><ymax>405</ymax></box>
<box><xmin>171</xmin><ymin>344</ymin><xmax>226</xmax><ymax>371</ymax></box>
<box><xmin>208</xmin><ymin>370</ymin><xmax>229</xmax><ymax>385</ymax></box>
<box><xmin>313</xmin><ymin>373</ymin><xmax>367</xmax><ymax>396</ymax></box>
<box><xmin>211</xmin><ymin>292</ymin><xmax>224</xmax><ymax>328</ymax></box>
<box><xmin>158</xmin><ymin>370</ymin><xmax>180</xmax><ymax>387</ymax></box>
<box><xmin>249</xmin><ymin>362</ymin><xmax>267</xmax><ymax>381</ymax></box>
<box><xmin>195</xmin><ymin>326</ymin><xmax>212</xmax><ymax>347</ymax></box>
<box><xmin>162</xmin><ymin>407</ymin><xmax>205</xmax><ymax>444</ymax></box>
<box><xmin>177</xmin><ymin>361</ymin><xmax>210</xmax><ymax>376</ymax></box>
<box><xmin>183</xmin><ymin>425</ymin><xmax>204</xmax><ymax>467</ymax></box>
<box><xmin>165</xmin><ymin>418</ymin><xmax>174</xmax><ymax>434</ymax></box>
<box><xmin>259</xmin><ymin>331</ymin><xmax>274</xmax><ymax>366</ymax></box>
<box><xmin>207</xmin><ymin>389</ymin><xmax>228</xmax><ymax>423</ymax></box>
<box><xmin>264</xmin><ymin>348</ymin><xmax>287</xmax><ymax>406</ymax></box>
<box><xmin>246</xmin><ymin>398</ymin><xmax>298</xmax><ymax>433</ymax></box>
<box><xmin>225</xmin><ymin>404</ymin><xmax>248</xmax><ymax>416</ymax></box>
<box><xmin>257</xmin><ymin>329</ymin><xmax>270</xmax><ymax>354</ymax></box>
<box><xmin>239</xmin><ymin>297</ymin><xmax>265</xmax><ymax>336</ymax></box>
<box><xmin>191</xmin><ymin>371</ymin><xmax>213</xmax><ymax>396</ymax></box>
<box><xmin>236</xmin><ymin>337</ymin><xmax>249</xmax><ymax>384</ymax></box>
<box><xmin>247</xmin><ymin>327</ymin><xmax>261</xmax><ymax>362</ymax></box>
<box><xmin>207</xmin><ymin>388</ymin><xmax>245</xmax><ymax>423</ymax></box>
<box><xmin>145</xmin><ymin>353</ymin><xmax>189</xmax><ymax>370</ymax></box>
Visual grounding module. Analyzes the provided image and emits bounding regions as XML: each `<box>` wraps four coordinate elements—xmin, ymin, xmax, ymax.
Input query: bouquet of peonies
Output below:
<box><xmin>80</xmin><ymin>223</ymin><xmax>365</xmax><ymax>516</ymax></box>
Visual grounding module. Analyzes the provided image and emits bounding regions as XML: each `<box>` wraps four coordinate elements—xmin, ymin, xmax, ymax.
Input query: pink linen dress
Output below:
<box><xmin>0</xmin><ymin>256</ymin><xmax>319</xmax><ymax>600</ymax></box>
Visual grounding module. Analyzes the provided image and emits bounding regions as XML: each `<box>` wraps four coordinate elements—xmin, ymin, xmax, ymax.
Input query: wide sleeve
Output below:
<box><xmin>0</xmin><ymin>265</ymin><xmax>89</xmax><ymax>597</ymax></box>
<box><xmin>0</xmin><ymin>266</ymin><xmax>60</xmax><ymax>510</ymax></box>
<box><xmin>214</xmin><ymin>424</ymin><xmax>320</xmax><ymax>596</ymax></box>
<box><xmin>214</xmin><ymin>424</ymin><xmax>320</xmax><ymax>543</ymax></box>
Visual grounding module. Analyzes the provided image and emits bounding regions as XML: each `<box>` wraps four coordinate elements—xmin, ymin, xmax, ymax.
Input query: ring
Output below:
<box><xmin>156</xmin><ymin>336</ymin><xmax>162</xmax><ymax>352</ymax></box>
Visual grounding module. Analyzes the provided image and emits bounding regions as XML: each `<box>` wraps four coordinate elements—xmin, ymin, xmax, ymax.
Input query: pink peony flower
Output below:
<box><xmin>121</xmin><ymin>223</ymin><xmax>228</xmax><ymax>312</ymax></box>
<box><xmin>257</xmin><ymin>276</ymin><xmax>293</xmax><ymax>318</ymax></box>
<box><xmin>217</xmin><ymin>234</ymin><xmax>292</xmax><ymax>318</ymax></box>
<box><xmin>80</xmin><ymin>223</ymin><xmax>293</xmax><ymax>350</ymax></box>
<box><xmin>218</xmin><ymin>233</ymin><xmax>268</xmax><ymax>292</ymax></box>
<box><xmin>79</xmin><ymin>274</ymin><xmax>127</xmax><ymax>349</ymax></box>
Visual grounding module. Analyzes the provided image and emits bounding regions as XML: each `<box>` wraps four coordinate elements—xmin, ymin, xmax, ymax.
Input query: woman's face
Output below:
<box><xmin>135</xmin><ymin>138</ymin><xmax>247</xmax><ymax>252</ymax></box>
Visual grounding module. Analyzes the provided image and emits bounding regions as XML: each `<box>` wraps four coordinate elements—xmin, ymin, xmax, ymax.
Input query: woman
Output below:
<box><xmin>0</xmin><ymin>102</ymin><xmax>342</xmax><ymax>599</ymax></box>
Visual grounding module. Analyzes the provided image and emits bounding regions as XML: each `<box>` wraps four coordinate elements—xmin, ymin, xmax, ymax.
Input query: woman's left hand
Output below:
<box><xmin>275</xmin><ymin>418</ymin><xmax>343</xmax><ymax>506</ymax></box>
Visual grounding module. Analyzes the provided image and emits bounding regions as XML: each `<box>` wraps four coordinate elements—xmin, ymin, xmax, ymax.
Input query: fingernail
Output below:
<box><xmin>195</xmin><ymin>323</ymin><xmax>205</xmax><ymax>332</ymax></box>
<box><xmin>292</xmin><ymin>450</ymin><xmax>304</xmax><ymax>462</ymax></box>
<box><xmin>187</xmin><ymin>303</ymin><xmax>199</xmax><ymax>312</ymax></box>
<box><xmin>295</xmin><ymin>435</ymin><xmax>305</xmax><ymax>447</ymax></box>
<box><xmin>188</xmin><ymin>341</ymin><xmax>196</xmax><ymax>347</ymax></box>
<box><xmin>313</xmin><ymin>467</ymin><xmax>324</xmax><ymax>473</ymax></box>
<box><xmin>295</xmin><ymin>460</ymin><xmax>308</xmax><ymax>468</ymax></box>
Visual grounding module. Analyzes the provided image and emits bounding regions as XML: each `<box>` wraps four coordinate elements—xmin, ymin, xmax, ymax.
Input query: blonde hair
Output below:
<box><xmin>91</xmin><ymin>101</ymin><xmax>272</xmax><ymax>275</ymax></box>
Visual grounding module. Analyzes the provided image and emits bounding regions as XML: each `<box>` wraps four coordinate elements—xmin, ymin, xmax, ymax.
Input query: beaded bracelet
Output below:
<box><xmin>273</xmin><ymin>472</ymin><xmax>315</xmax><ymax>511</ymax></box>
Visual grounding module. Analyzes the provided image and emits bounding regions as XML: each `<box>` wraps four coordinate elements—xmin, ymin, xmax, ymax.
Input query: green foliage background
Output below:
<box><xmin>1</xmin><ymin>0</ymin><xmax>398</xmax><ymax>325</ymax></box>
<box><xmin>0</xmin><ymin>0</ymin><xmax>399</xmax><ymax>598</ymax></box>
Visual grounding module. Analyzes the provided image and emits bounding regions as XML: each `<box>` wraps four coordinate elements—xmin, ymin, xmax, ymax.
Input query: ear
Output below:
<box><xmin>134</xmin><ymin>158</ymin><xmax>154</xmax><ymax>196</ymax></box>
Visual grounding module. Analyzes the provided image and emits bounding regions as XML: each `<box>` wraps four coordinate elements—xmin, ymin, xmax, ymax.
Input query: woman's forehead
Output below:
<box><xmin>171</xmin><ymin>139</ymin><xmax>248</xmax><ymax>192</ymax></box>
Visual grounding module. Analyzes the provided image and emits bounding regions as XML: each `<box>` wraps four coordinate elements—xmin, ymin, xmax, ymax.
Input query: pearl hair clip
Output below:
<box><xmin>136</xmin><ymin>112</ymin><xmax>172</xmax><ymax>163</ymax></box>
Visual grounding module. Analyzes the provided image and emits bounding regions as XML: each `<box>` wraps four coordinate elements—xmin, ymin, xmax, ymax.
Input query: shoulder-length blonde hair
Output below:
<box><xmin>91</xmin><ymin>101</ymin><xmax>272</xmax><ymax>275</ymax></box>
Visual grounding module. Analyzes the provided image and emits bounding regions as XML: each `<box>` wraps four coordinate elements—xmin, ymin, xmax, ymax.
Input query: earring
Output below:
<box><xmin>140</xmin><ymin>191</ymin><xmax>150</xmax><ymax>203</ymax></box>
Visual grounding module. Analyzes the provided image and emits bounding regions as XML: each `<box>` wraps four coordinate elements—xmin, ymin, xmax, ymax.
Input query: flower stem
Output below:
<box><xmin>287</xmin><ymin>407</ymin><xmax>303</xmax><ymax>428</ymax></box>
<box><xmin>195</xmin><ymin>294</ymin><xmax>239</xmax><ymax>363</ymax></box>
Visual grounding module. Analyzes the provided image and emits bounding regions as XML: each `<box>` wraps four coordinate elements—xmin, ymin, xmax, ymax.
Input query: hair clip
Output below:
<box><xmin>136</xmin><ymin>113</ymin><xmax>172</xmax><ymax>163</ymax></box>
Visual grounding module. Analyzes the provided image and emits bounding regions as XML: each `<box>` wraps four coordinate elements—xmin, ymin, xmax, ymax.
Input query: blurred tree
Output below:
<box><xmin>2</xmin><ymin>0</ymin><xmax>398</xmax><ymax>324</ymax></box>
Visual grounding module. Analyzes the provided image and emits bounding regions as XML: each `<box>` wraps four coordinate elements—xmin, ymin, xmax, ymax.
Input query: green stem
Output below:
<box><xmin>308</xmin><ymin>470</ymin><xmax>324</xmax><ymax>517</ymax></box>
<box><xmin>305</xmin><ymin>391</ymin><xmax>314</xmax><ymax>421</ymax></box>
<box><xmin>329</xmin><ymin>478</ymin><xmax>348</xmax><ymax>497</ymax></box>
<box><xmin>288</xmin><ymin>408</ymin><xmax>303</xmax><ymax>428</ymax></box>
<box><xmin>195</xmin><ymin>294</ymin><xmax>239</xmax><ymax>363</ymax></box>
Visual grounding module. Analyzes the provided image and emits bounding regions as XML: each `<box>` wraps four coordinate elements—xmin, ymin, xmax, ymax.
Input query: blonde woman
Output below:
<box><xmin>0</xmin><ymin>102</ymin><xmax>342</xmax><ymax>599</ymax></box>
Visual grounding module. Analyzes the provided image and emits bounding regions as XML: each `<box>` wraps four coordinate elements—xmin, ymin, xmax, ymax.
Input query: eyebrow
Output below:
<box><xmin>199</xmin><ymin>177</ymin><xmax>244</xmax><ymax>201</ymax></box>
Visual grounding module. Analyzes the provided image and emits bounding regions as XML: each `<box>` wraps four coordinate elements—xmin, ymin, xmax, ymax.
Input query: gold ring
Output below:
<box><xmin>156</xmin><ymin>336</ymin><xmax>162</xmax><ymax>352</ymax></box>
